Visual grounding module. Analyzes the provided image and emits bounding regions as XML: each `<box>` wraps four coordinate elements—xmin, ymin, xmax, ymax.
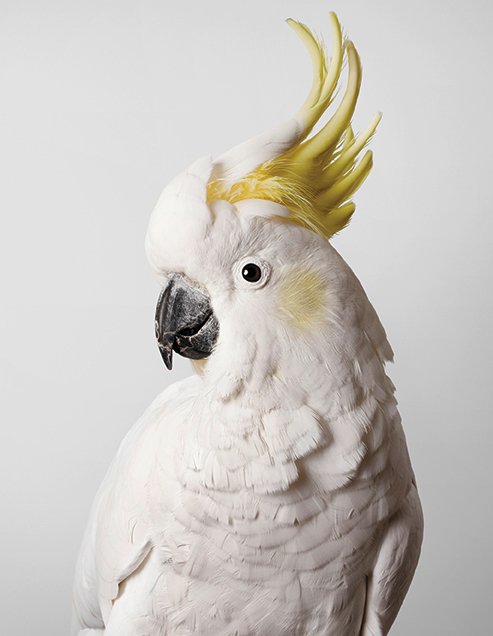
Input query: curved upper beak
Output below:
<box><xmin>154</xmin><ymin>274</ymin><xmax>219</xmax><ymax>370</ymax></box>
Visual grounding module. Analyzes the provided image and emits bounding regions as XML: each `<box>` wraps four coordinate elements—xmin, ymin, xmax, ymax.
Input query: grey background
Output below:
<box><xmin>1</xmin><ymin>0</ymin><xmax>492</xmax><ymax>634</ymax></box>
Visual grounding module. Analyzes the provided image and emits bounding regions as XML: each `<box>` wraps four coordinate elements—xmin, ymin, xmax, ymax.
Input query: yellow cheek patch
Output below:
<box><xmin>278</xmin><ymin>269</ymin><xmax>327</xmax><ymax>329</ymax></box>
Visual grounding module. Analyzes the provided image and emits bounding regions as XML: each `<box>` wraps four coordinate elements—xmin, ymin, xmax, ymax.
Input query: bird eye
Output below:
<box><xmin>241</xmin><ymin>263</ymin><xmax>262</xmax><ymax>283</ymax></box>
<box><xmin>235</xmin><ymin>257</ymin><xmax>271</xmax><ymax>289</ymax></box>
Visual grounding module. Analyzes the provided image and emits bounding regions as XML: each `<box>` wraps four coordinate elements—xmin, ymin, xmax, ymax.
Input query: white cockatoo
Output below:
<box><xmin>72</xmin><ymin>12</ymin><xmax>423</xmax><ymax>636</ymax></box>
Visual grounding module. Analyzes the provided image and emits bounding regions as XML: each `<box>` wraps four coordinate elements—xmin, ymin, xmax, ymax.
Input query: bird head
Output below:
<box><xmin>145</xmin><ymin>13</ymin><xmax>388</xmax><ymax>398</ymax></box>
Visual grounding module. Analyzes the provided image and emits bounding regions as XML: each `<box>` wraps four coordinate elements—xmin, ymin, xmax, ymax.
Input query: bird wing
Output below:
<box><xmin>71</xmin><ymin>376</ymin><xmax>201</xmax><ymax>634</ymax></box>
<box><xmin>359</xmin><ymin>479</ymin><xmax>423</xmax><ymax>635</ymax></box>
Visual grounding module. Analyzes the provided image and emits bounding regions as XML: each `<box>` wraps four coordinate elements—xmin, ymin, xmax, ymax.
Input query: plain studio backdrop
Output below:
<box><xmin>1</xmin><ymin>0</ymin><xmax>492</xmax><ymax>634</ymax></box>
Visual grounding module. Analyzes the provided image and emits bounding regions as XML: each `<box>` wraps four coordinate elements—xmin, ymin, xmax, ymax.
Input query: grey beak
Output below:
<box><xmin>155</xmin><ymin>274</ymin><xmax>219</xmax><ymax>370</ymax></box>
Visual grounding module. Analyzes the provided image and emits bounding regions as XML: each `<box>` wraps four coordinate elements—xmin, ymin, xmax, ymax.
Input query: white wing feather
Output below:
<box><xmin>71</xmin><ymin>377</ymin><xmax>201</xmax><ymax>635</ymax></box>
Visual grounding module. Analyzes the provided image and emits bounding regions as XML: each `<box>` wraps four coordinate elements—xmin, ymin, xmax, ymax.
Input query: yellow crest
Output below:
<box><xmin>207</xmin><ymin>13</ymin><xmax>380</xmax><ymax>239</ymax></box>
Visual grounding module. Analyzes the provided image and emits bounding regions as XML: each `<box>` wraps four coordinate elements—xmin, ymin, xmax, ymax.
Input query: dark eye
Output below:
<box><xmin>235</xmin><ymin>257</ymin><xmax>271</xmax><ymax>289</ymax></box>
<box><xmin>241</xmin><ymin>263</ymin><xmax>262</xmax><ymax>283</ymax></box>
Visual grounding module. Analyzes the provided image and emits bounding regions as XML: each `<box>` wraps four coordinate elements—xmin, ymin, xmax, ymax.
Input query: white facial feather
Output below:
<box><xmin>146</xmin><ymin>175</ymin><xmax>378</xmax><ymax>385</ymax></box>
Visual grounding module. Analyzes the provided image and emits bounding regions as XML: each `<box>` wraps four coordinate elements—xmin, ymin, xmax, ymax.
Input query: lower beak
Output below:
<box><xmin>154</xmin><ymin>274</ymin><xmax>219</xmax><ymax>370</ymax></box>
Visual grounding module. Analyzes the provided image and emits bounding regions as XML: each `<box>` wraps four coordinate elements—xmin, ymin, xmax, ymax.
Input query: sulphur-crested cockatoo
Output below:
<box><xmin>72</xmin><ymin>11</ymin><xmax>423</xmax><ymax>636</ymax></box>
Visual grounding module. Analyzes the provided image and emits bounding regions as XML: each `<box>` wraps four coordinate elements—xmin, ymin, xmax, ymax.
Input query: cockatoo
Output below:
<box><xmin>72</xmin><ymin>11</ymin><xmax>423</xmax><ymax>636</ymax></box>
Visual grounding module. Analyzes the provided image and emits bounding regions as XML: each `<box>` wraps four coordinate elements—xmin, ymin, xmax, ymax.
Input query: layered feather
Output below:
<box><xmin>208</xmin><ymin>13</ymin><xmax>381</xmax><ymax>238</ymax></box>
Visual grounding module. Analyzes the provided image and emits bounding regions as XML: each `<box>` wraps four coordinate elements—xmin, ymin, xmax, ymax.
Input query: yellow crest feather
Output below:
<box><xmin>207</xmin><ymin>12</ymin><xmax>380</xmax><ymax>239</ymax></box>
